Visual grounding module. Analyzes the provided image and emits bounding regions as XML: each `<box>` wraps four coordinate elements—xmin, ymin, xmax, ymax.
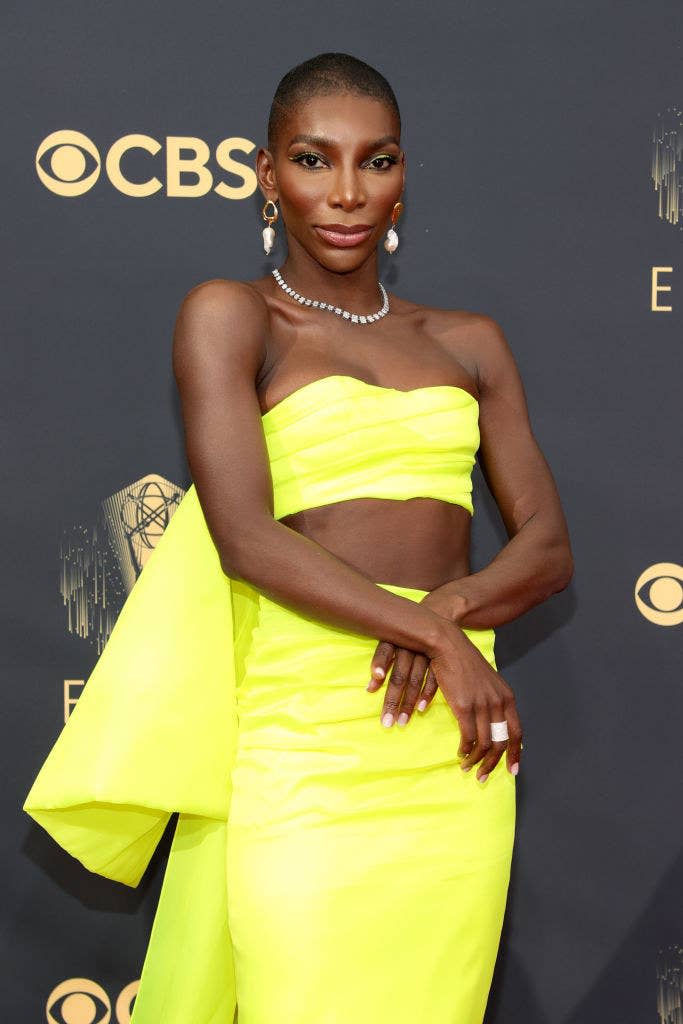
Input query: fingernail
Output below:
<box><xmin>478</xmin><ymin>773</ymin><xmax>489</xmax><ymax>784</ymax></box>
<box><xmin>382</xmin><ymin>712</ymin><xmax>394</xmax><ymax>728</ymax></box>
<box><xmin>366</xmin><ymin>681</ymin><xmax>377</xmax><ymax>691</ymax></box>
<box><xmin>510</xmin><ymin>763</ymin><xmax>519</xmax><ymax>775</ymax></box>
<box><xmin>461</xmin><ymin>764</ymin><xmax>472</xmax><ymax>772</ymax></box>
<box><xmin>417</xmin><ymin>699</ymin><xmax>427</xmax><ymax>712</ymax></box>
<box><xmin>397</xmin><ymin>712</ymin><xmax>409</xmax><ymax>726</ymax></box>
<box><xmin>373</xmin><ymin>667</ymin><xmax>385</xmax><ymax>679</ymax></box>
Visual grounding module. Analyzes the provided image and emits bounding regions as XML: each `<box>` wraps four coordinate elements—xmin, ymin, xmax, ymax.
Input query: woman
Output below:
<box><xmin>24</xmin><ymin>52</ymin><xmax>573</xmax><ymax>1024</ymax></box>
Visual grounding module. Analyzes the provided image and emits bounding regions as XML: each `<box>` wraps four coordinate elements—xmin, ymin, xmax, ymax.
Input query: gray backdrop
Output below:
<box><xmin>4</xmin><ymin>0</ymin><xmax>682</xmax><ymax>1021</ymax></box>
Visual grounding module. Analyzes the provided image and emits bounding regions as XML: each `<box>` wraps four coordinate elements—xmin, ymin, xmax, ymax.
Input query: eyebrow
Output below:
<box><xmin>287</xmin><ymin>133</ymin><xmax>400</xmax><ymax>149</ymax></box>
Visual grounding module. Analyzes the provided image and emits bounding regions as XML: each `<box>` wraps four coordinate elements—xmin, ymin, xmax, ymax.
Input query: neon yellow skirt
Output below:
<box><xmin>226</xmin><ymin>583</ymin><xmax>516</xmax><ymax>1023</ymax></box>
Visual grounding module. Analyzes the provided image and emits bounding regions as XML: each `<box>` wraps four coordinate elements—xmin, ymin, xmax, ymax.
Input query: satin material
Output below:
<box><xmin>22</xmin><ymin>379</ymin><xmax>515</xmax><ymax>1024</ymax></box>
<box><xmin>262</xmin><ymin>374</ymin><xmax>480</xmax><ymax>519</ymax></box>
<box><xmin>228</xmin><ymin>586</ymin><xmax>515</xmax><ymax>1023</ymax></box>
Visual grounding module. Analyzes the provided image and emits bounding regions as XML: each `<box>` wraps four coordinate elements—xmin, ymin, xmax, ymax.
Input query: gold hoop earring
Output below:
<box><xmin>262</xmin><ymin>199</ymin><xmax>279</xmax><ymax>255</ymax></box>
<box><xmin>384</xmin><ymin>200</ymin><xmax>403</xmax><ymax>254</ymax></box>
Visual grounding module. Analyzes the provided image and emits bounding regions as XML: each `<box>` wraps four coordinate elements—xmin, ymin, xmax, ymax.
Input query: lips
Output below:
<box><xmin>314</xmin><ymin>224</ymin><xmax>374</xmax><ymax>248</ymax></box>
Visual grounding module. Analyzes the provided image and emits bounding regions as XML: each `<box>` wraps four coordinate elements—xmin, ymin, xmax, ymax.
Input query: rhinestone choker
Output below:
<box><xmin>271</xmin><ymin>267</ymin><xmax>389</xmax><ymax>324</ymax></box>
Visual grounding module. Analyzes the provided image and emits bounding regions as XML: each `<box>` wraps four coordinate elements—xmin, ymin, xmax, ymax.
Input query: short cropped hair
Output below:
<box><xmin>267</xmin><ymin>52</ymin><xmax>401</xmax><ymax>150</ymax></box>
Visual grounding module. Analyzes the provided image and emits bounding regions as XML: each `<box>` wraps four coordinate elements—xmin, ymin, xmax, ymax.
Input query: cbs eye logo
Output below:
<box><xmin>46</xmin><ymin>978</ymin><xmax>138</xmax><ymax>1024</ymax></box>
<box><xmin>634</xmin><ymin>562</ymin><xmax>683</xmax><ymax>625</ymax></box>
<box><xmin>35</xmin><ymin>129</ymin><xmax>257</xmax><ymax>199</ymax></box>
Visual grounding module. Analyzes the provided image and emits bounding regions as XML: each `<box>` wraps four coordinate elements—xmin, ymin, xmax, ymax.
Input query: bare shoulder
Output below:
<box><xmin>174</xmin><ymin>276</ymin><xmax>269</xmax><ymax>339</ymax></box>
<box><xmin>172</xmin><ymin>277</ymin><xmax>270</xmax><ymax>383</ymax></box>
<box><xmin>389</xmin><ymin>291</ymin><xmax>511</xmax><ymax>379</ymax></box>
<box><xmin>424</xmin><ymin>304</ymin><xmax>529</xmax><ymax>412</ymax></box>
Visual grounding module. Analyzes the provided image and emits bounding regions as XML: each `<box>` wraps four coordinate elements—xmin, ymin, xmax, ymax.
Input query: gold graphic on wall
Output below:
<box><xmin>45</xmin><ymin>977</ymin><xmax>140</xmax><ymax>1023</ymax></box>
<box><xmin>46</xmin><ymin>977</ymin><xmax>111</xmax><ymax>1024</ymax></box>
<box><xmin>657</xmin><ymin>944</ymin><xmax>682</xmax><ymax>1023</ymax></box>
<box><xmin>64</xmin><ymin>680</ymin><xmax>85</xmax><ymax>722</ymax></box>
<box><xmin>651</xmin><ymin>266</ymin><xmax>673</xmax><ymax>312</ymax></box>
<box><xmin>59</xmin><ymin>474</ymin><xmax>185</xmax><ymax>654</ymax></box>
<box><xmin>35</xmin><ymin>129</ymin><xmax>257</xmax><ymax>198</ymax></box>
<box><xmin>634</xmin><ymin>562</ymin><xmax>683</xmax><ymax>626</ymax></box>
<box><xmin>650</xmin><ymin>106</ymin><xmax>683</xmax><ymax>229</ymax></box>
<box><xmin>35</xmin><ymin>130</ymin><xmax>102</xmax><ymax>197</ymax></box>
<box><xmin>115</xmin><ymin>981</ymin><xmax>139</xmax><ymax>1024</ymax></box>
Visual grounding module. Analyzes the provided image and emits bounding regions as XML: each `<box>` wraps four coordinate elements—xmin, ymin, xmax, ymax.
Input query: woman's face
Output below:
<box><xmin>257</xmin><ymin>91</ymin><xmax>405</xmax><ymax>273</ymax></box>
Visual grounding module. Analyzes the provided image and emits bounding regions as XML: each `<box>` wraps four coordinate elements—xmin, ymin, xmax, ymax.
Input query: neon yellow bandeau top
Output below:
<box><xmin>261</xmin><ymin>374</ymin><xmax>480</xmax><ymax>520</ymax></box>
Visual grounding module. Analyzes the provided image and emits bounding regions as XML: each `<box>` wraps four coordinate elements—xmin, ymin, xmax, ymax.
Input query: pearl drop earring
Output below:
<box><xmin>384</xmin><ymin>201</ymin><xmax>404</xmax><ymax>254</ymax></box>
<box><xmin>262</xmin><ymin>199</ymin><xmax>279</xmax><ymax>255</ymax></box>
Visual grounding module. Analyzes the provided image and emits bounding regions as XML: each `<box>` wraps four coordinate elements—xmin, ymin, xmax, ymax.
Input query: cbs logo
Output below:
<box><xmin>634</xmin><ymin>562</ymin><xmax>683</xmax><ymax>625</ymax></box>
<box><xmin>46</xmin><ymin>978</ymin><xmax>138</xmax><ymax>1024</ymax></box>
<box><xmin>35</xmin><ymin>129</ymin><xmax>257</xmax><ymax>199</ymax></box>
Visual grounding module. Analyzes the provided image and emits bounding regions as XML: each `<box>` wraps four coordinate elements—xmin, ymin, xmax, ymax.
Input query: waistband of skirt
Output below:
<box><xmin>374</xmin><ymin>580</ymin><xmax>430</xmax><ymax>600</ymax></box>
<box><xmin>252</xmin><ymin>580</ymin><xmax>496</xmax><ymax>664</ymax></box>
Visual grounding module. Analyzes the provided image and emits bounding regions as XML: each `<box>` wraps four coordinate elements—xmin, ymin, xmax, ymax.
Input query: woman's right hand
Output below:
<box><xmin>428</xmin><ymin>630</ymin><xmax>522</xmax><ymax>781</ymax></box>
<box><xmin>369</xmin><ymin>620</ymin><xmax>522</xmax><ymax>781</ymax></box>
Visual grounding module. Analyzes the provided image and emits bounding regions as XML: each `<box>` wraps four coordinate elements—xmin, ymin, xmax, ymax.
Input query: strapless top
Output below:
<box><xmin>261</xmin><ymin>374</ymin><xmax>480</xmax><ymax>520</ymax></box>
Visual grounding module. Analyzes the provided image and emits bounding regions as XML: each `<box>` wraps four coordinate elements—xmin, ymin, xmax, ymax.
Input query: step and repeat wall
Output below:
<box><xmin>4</xmin><ymin>1</ymin><xmax>681</xmax><ymax>1021</ymax></box>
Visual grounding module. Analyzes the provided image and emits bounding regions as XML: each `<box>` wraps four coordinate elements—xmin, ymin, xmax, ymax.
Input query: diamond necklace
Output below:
<box><xmin>271</xmin><ymin>267</ymin><xmax>390</xmax><ymax>325</ymax></box>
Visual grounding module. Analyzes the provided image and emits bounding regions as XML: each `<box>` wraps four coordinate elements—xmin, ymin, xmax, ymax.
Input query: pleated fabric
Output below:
<box><xmin>261</xmin><ymin>374</ymin><xmax>481</xmax><ymax>519</ymax></box>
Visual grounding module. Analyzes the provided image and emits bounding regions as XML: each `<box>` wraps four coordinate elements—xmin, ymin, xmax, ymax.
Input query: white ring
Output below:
<box><xmin>490</xmin><ymin>720</ymin><xmax>509</xmax><ymax>742</ymax></box>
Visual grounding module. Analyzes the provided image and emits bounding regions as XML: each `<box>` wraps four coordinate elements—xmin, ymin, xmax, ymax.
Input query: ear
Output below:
<box><xmin>256</xmin><ymin>147</ymin><xmax>278</xmax><ymax>201</ymax></box>
<box><xmin>399</xmin><ymin>150</ymin><xmax>406</xmax><ymax>194</ymax></box>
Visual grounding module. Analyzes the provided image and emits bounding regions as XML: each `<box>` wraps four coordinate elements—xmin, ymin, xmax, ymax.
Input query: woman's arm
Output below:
<box><xmin>172</xmin><ymin>279</ymin><xmax>454</xmax><ymax>661</ymax></box>
<box><xmin>368</xmin><ymin>312</ymin><xmax>573</xmax><ymax>738</ymax></box>
<box><xmin>437</xmin><ymin>314</ymin><xmax>574</xmax><ymax>630</ymax></box>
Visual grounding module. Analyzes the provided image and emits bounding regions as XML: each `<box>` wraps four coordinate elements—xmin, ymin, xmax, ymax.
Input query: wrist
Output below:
<box><xmin>424</xmin><ymin>612</ymin><xmax>462</xmax><ymax>659</ymax></box>
<box><xmin>447</xmin><ymin>588</ymin><xmax>470</xmax><ymax>625</ymax></box>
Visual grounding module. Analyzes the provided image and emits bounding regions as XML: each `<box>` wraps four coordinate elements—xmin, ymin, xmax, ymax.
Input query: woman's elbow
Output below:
<box><xmin>217</xmin><ymin>517</ymin><xmax>277</xmax><ymax>581</ymax></box>
<box><xmin>552</xmin><ymin>545</ymin><xmax>574</xmax><ymax>592</ymax></box>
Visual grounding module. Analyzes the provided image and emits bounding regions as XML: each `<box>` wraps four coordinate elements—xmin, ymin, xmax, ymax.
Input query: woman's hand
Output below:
<box><xmin>367</xmin><ymin>586</ymin><xmax>456</xmax><ymax>717</ymax></box>
<box><xmin>367</xmin><ymin>584</ymin><xmax>462</xmax><ymax>717</ymax></box>
<box><xmin>367</xmin><ymin>588</ymin><xmax>522</xmax><ymax>779</ymax></box>
<box><xmin>427</xmin><ymin>631</ymin><xmax>522</xmax><ymax>779</ymax></box>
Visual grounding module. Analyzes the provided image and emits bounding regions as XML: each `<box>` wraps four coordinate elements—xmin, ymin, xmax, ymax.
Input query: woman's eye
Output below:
<box><xmin>291</xmin><ymin>152</ymin><xmax>326</xmax><ymax>169</ymax></box>
<box><xmin>368</xmin><ymin>155</ymin><xmax>398</xmax><ymax>171</ymax></box>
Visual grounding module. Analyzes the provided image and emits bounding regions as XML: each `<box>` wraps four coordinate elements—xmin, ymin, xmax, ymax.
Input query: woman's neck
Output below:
<box><xmin>276</xmin><ymin>242</ymin><xmax>385</xmax><ymax>313</ymax></box>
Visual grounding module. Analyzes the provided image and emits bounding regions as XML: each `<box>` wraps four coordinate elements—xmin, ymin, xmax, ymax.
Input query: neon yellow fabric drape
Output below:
<box><xmin>24</xmin><ymin>483</ymin><xmax>253</xmax><ymax>1023</ymax></box>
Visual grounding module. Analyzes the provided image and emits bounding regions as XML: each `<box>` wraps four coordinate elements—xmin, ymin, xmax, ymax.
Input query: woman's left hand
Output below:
<box><xmin>367</xmin><ymin>584</ymin><xmax>464</xmax><ymax>727</ymax></box>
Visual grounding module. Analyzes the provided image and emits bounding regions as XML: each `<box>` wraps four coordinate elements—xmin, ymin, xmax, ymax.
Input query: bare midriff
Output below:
<box><xmin>280</xmin><ymin>496</ymin><xmax>472</xmax><ymax>591</ymax></box>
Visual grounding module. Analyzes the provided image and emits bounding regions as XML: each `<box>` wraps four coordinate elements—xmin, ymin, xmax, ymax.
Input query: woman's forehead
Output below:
<box><xmin>280</xmin><ymin>93</ymin><xmax>400</xmax><ymax>147</ymax></box>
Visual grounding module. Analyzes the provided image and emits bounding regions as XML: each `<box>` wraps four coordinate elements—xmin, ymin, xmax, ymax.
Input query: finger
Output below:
<box><xmin>474</xmin><ymin>702</ymin><xmax>508</xmax><ymax>782</ymax></box>
<box><xmin>503</xmin><ymin>694</ymin><xmax>523</xmax><ymax>775</ymax></box>
<box><xmin>380</xmin><ymin>648</ymin><xmax>414</xmax><ymax>726</ymax></box>
<box><xmin>396</xmin><ymin>653</ymin><xmax>429</xmax><ymax>725</ymax></box>
<box><xmin>416</xmin><ymin>664</ymin><xmax>438</xmax><ymax>712</ymax></box>
<box><xmin>367</xmin><ymin>641</ymin><xmax>396</xmax><ymax>692</ymax></box>
<box><xmin>460</xmin><ymin>703</ymin><xmax>492</xmax><ymax>772</ymax></box>
<box><xmin>455</xmin><ymin>700</ymin><xmax>477</xmax><ymax>760</ymax></box>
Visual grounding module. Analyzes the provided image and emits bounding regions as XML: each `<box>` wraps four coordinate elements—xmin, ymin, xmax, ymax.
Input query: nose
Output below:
<box><xmin>327</xmin><ymin>163</ymin><xmax>367</xmax><ymax>211</ymax></box>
